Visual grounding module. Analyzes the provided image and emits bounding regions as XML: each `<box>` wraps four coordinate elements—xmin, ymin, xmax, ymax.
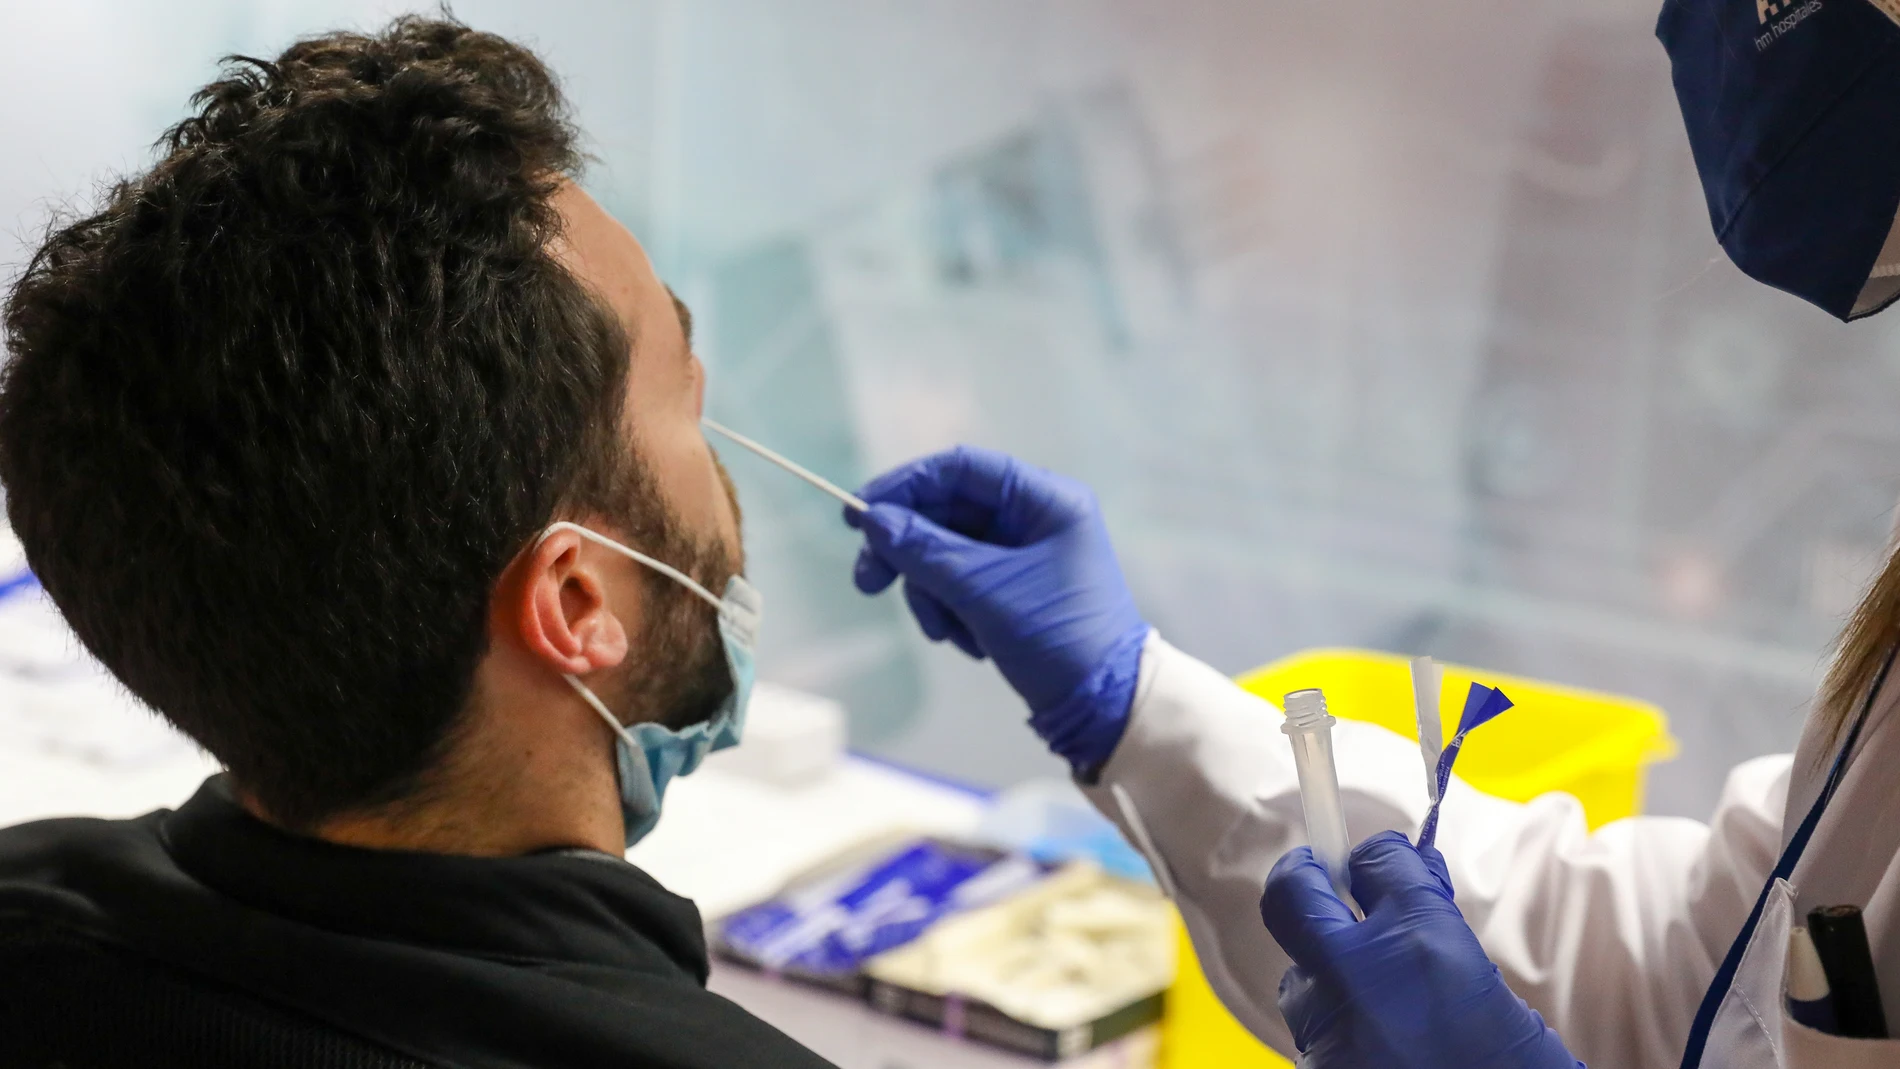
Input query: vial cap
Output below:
<box><xmin>1283</xmin><ymin>688</ymin><xmax>1334</xmax><ymax>731</ymax></box>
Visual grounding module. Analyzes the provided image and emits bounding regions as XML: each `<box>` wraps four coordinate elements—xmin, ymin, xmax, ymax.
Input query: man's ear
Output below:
<box><xmin>506</xmin><ymin>527</ymin><xmax>631</xmax><ymax>676</ymax></box>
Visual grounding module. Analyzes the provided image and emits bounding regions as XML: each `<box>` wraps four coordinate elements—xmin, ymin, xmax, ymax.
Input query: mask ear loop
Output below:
<box><xmin>533</xmin><ymin>520</ymin><xmax>730</xmax><ymax>740</ymax></box>
<box><xmin>563</xmin><ymin>672</ymin><xmax>640</xmax><ymax>746</ymax></box>
<box><xmin>536</xmin><ymin>521</ymin><xmax>725</xmax><ymax>613</ymax></box>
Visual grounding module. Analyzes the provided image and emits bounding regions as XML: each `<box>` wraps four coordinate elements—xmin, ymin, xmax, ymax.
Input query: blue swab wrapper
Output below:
<box><xmin>1415</xmin><ymin>682</ymin><xmax>1514</xmax><ymax>850</ymax></box>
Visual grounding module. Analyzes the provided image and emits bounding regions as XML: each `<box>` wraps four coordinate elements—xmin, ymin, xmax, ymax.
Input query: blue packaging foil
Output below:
<box><xmin>719</xmin><ymin>839</ymin><xmax>1045</xmax><ymax>977</ymax></box>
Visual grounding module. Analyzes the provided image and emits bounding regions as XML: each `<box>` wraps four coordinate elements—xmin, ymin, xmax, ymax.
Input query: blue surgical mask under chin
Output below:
<box><xmin>536</xmin><ymin>521</ymin><xmax>763</xmax><ymax>848</ymax></box>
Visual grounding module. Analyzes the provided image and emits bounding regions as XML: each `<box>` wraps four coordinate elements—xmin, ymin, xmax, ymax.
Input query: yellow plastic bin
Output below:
<box><xmin>1158</xmin><ymin>648</ymin><xmax>1677</xmax><ymax>1069</ymax></box>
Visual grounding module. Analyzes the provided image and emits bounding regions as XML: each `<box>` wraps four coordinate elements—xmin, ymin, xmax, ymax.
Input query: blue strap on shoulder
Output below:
<box><xmin>1415</xmin><ymin>683</ymin><xmax>1514</xmax><ymax>851</ymax></box>
<box><xmin>1678</xmin><ymin>644</ymin><xmax>1898</xmax><ymax>1068</ymax></box>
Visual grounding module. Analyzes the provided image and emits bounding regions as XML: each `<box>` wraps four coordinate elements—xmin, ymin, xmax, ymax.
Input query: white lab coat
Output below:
<box><xmin>1084</xmin><ymin>632</ymin><xmax>1900</xmax><ymax>1067</ymax></box>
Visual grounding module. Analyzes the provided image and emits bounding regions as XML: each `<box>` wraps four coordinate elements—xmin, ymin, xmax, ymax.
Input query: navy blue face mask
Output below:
<box><xmin>1658</xmin><ymin>0</ymin><xmax>1900</xmax><ymax>320</ymax></box>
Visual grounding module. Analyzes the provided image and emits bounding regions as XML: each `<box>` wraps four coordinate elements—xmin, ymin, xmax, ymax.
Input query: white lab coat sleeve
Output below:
<box><xmin>1080</xmin><ymin>631</ymin><xmax>1789</xmax><ymax>1069</ymax></box>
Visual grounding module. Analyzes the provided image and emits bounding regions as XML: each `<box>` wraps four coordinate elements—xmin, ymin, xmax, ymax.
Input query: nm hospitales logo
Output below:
<box><xmin>1755</xmin><ymin>0</ymin><xmax>1823</xmax><ymax>50</ymax></box>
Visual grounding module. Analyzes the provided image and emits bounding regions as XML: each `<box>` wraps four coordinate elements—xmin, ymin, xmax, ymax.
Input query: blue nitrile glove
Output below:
<box><xmin>1259</xmin><ymin>830</ymin><xmax>1583</xmax><ymax>1069</ymax></box>
<box><xmin>844</xmin><ymin>446</ymin><xmax>1150</xmax><ymax>778</ymax></box>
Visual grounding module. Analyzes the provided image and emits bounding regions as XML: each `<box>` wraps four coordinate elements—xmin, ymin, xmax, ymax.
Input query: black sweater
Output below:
<box><xmin>0</xmin><ymin>775</ymin><xmax>835</xmax><ymax>1068</ymax></box>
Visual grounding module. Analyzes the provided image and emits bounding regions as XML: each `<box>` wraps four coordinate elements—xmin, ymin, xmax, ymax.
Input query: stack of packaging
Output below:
<box><xmin>716</xmin><ymin>833</ymin><xmax>1175</xmax><ymax>1063</ymax></box>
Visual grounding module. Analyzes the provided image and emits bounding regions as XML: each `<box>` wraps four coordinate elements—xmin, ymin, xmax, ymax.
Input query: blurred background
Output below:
<box><xmin>4</xmin><ymin>0</ymin><xmax>1900</xmax><ymax>821</ymax></box>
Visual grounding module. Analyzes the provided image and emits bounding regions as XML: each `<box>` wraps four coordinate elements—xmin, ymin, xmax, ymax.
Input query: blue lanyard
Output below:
<box><xmin>1678</xmin><ymin>645</ymin><xmax>1898</xmax><ymax>1068</ymax></box>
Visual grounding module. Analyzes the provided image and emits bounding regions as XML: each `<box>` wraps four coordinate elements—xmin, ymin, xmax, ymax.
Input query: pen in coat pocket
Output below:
<box><xmin>1808</xmin><ymin>904</ymin><xmax>1889</xmax><ymax>1039</ymax></box>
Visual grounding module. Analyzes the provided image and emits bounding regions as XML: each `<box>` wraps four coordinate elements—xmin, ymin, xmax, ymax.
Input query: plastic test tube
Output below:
<box><xmin>1282</xmin><ymin>688</ymin><xmax>1362</xmax><ymax>918</ymax></box>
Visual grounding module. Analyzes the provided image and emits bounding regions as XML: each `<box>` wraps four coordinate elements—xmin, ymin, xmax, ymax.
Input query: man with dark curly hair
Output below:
<box><xmin>0</xmin><ymin>15</ymin><xmax>833</xmax><ymax>1068</ymax></box>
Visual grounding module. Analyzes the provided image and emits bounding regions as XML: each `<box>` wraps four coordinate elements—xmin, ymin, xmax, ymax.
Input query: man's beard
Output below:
<box><xmin>605</xmin><ymin>450</ymin><xmax>745</xmax><ymax>732</ymax></box>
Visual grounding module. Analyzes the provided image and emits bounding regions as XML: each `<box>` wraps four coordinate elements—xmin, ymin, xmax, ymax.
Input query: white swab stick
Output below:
<box><xmin>1411</xmin><ymin>656</ymin><xmax>1445</xmax><ymax>803</ymax></box>
<box><xmin>701</xmin><ymin>419</ymin><xmax>869</xmax><ymax>512</ymax></box>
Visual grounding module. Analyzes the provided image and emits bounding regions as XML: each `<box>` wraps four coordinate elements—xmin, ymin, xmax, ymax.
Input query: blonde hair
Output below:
<box><xmin>1817</xmin><ymin>543</ymin><xmax>1900</xmax><ymax>740</ymax></box>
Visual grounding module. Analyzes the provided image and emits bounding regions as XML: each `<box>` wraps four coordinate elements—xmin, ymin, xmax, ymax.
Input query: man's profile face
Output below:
<box><xmin>549</xmin><ymin>182</ymin><xmax>741</xmax><ymax>568</ymax></box>
<box><xmin>548</xmin><ymin>182</ymin><xmax>745</xmax><ymax>730</ymax></box>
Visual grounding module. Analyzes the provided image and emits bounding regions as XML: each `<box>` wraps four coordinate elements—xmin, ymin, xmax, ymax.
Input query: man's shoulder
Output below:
<box><xmin>0</xmin><ymin>807</ymin><xmax>178</xmax><ymax>934</ymax></box>
<box><xmin>0</xmin><ymin>809</ymin><xmax>170</xmax><ymax>870</ymax></box>
<box><xmin>0</xmin><ymin>809</ymin><xmax>178</xmax><ymax>955</ymax></box>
